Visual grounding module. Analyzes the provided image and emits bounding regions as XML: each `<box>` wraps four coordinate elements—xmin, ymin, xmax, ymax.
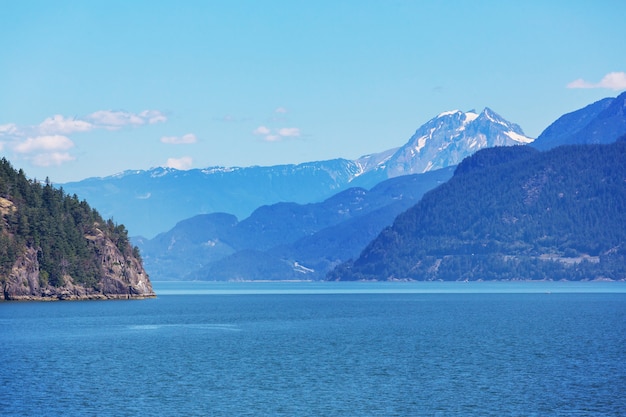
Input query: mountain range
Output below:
<box><xmin>59</xmin><ymin>93</ymin><xmax>626</xmax><ymax>282</ymax></box>
<box><xmin>329</xmin><ymin>139</ymin><xmax>626</xmax><ymax>281</ymax></box>
<box><xmin>135</xmin><ymin>93</ymin><xmax>626</xmax><ymax>282</ymax></box>
<box><xmin>134</xmin><ymin>166</ymin><xmax>455</xmax><ymax>281</ymax></box>
<box><xmin>63</xmin><ymin>107</ymin><xmax>533</xmax><ymax>238</ymax></box>
<box><xmin>4</xmin><ymin>93</ymin><xmax>624</xmax><ymax>293</ymax></box>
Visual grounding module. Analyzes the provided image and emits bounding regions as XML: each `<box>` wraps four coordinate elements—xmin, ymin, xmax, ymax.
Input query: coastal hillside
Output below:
<box><xmin>329</xmin><ymin>140</ymin><xmax>626</xmax><ymax>281</ymax></box>
<box><xmin>0</xmin><ymin>158</ymin><xmax>155</xmax><ymax>300</ymax></box>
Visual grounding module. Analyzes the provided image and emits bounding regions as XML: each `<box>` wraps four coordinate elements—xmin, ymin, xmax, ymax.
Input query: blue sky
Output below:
<box><xmin>1</xmin><ymin>0</ymin><xmax>625</xmax><ymax>183</ymax></box>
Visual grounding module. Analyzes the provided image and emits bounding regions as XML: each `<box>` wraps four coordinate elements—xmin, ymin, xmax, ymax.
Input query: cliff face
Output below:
<box><xmin>1</xmin><ymin>224</ymin><xmax>155</xmax><ymax>301</ymax></box>
<box><xmin>0</xmin><ymin>158</ymin><xmax>156</xmax><ymax>301</ymax></box>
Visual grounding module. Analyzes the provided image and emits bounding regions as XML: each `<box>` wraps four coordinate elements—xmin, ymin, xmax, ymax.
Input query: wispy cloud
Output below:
<box><xmin>2</xmin><ymin>110</ymin><xmax>167</xmax><ymax>138</ymax></box>
<box><xmin>160</xmin><ymin>133</ymin><xmax>197</xmax><ymax>144</ymax></box>
<box><xmin>2</xmin><ymin>109</ymin><xmax>167</xmax><ymax>168</ymax></box>
<box><xmin>165</xmin><ymin>156</ymin><xmax>193</xmax><ymax>170</ymax></box>
<box><xmin>253</xmin><ymin>126</ymin><xmax>271</xmax><ymax>136</ymax></box>
<box><xmin>567</xmin><ymin>71</ymin><xmax>626</xmax><ymax>91</ymax></box>
<box><xmin>86</xmin><ymin>109</ymin><xmax>167</xmax><ymax>130</ymax></box>
<box><xmin>12</xmin><ymin>135</ymin><xmax>76</xmax><ymax>167</ymax></box>
<box><xmin>274</xmin><ymin>107</ymin><xmax>288</xmax><ymax>114</ymax></box>
<box><xmin>30</xmin><ymin>152</ymin><xmax>76</xmax><ymax>167</ymax></box>
<box><xmin>139</xmin><ymin>110</ymin><xmax>167</xmax><ymax>124</ymax></box>
<box><xmin>214</xmin><ymin>114</ymin><xmax>251</xmax><ymax>123</ymax></box>
<box><xmin>0</xmin><ymin>123</ymin><xmax>19</xmax><ymax>136</ymax></box>
<box><xmin>277</xmin><ymin>127</ymin><xmax>300</xmax><ymax>137</ymax></box>
<box><xmin>14</xmin><ymin>135</ymin><xmax>74</xmax><ymax>154</ymax></box>
<box><xmin>253</xmin><ymin>125</ymin><xmax>301</xmax><ymax>142</ymax></box>
<box><xmin>39</xmin><ymin>115</ymin><xmax>93</xmax><ymax>135</ymax></box>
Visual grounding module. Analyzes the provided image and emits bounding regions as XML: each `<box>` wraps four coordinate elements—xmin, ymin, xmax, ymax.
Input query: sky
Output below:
<box><xmin>1</xmin><ymin>0</ymin><xmax>625</xmax><ymax>183</ymax></box>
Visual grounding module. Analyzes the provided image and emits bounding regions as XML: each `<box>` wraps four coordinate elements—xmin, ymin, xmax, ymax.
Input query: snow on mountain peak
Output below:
<box><xmin>464</xmin><ymin>111</ymin><xmax>479</xmax><ymax>123</ymax></box>
<box><xmin>374</xmin><ymin>106</ymin><xmax>534</xmax><ymax>178</ymax></box>
<box><xmin>479</xmin><ymin>107</ymin><xmax>511</xmax><ymax>127</ymax></box>
<box><xmin>437</xmin><ymin>109</ymin><xmax>462</xmax><ymax>118</ymax></box>
<box><xmin>505</xmin><ymin>130</ymin><xmax>534</xmax><ymax>144</ymax></box>
<box><xmin>436</xmin><ymin>109</ymin><xmax>479</xmax><ymax>126</ymax></box>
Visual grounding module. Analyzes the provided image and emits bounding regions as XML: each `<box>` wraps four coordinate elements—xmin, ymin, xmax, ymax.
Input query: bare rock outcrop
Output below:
<box><xmin>1</xmin><ymin>226</ymin><xmax>155</xmax><ymax>301</ymax></box>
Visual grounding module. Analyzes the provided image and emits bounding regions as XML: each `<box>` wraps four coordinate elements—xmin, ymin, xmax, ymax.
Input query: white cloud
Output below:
<box><xmin>1</xmin><ymin>109</ymin><xmax>168</xmax><ymax>169</ymax></box>
<box><xmin>253</xmin><ymin>125</ymin><xmax>302</xmax><ymax>142</ymax></box>
<box><xmin>38</xmin><ymin>115</ymin><xmax>93</xmax><ymax>135</ymax></box>
<box><xmin>30</xmin><ymin>152</ymin><xmax>75</xmax><ymax>167</ymax></box>
<box><xmin>1</xmin><ymin>110</ymin><xmax>167</xmax><ymax>141</ymax></box>
<box><xmin>567</xmin><ymin>71</ymin><xmax>626</xmax><ymax>91</ymax></box>
<box><xmin>0</xmin><ymin>123</ymin><xmax>19</xmax><ymax>136</ymax></box>
<box><xmin>275</xmin><ymin>107</ymin><xmax>288</xmax><ymax>114</ymax></box>
<box><xmin>161</xmin><ymin>133</ymin><xmax>197</xmax><ymax>144</ymax></box>
<box><xmin>139</xmin><ymin>110</ymin><xmax>167</xmax><ymax>124</ymax></box>
<box><xmin>14</xmin><ymin>135</ymin><xmax>75</xmax><ymax>154</ymax></box>
<box><xmin>86</xmin><ymin>109</ymin><xmax>167</xmax><ymax>129</ymax></box>
<box><xmin>87</xmin><ymin>110</ymin><xmax>144</xmax><ymax>129</ymax></box>
<box><xmin>10</xmin><ymin>135</ymin><xmax>76</xmax><ymax>167</ymax></box>
<box><xmin>165</xmin><ymin>156</ymin><xmax>193</xmax><ymax>170</ymax></box>
<box><xmin>278</xmin><ymin>127</ymin><xmax>300</xmax><ymax>137</ymax></box>
<box><xmin>253</xmin><ymin>125</ymin><xmax>271</xmax><ymax>135</ymax></box>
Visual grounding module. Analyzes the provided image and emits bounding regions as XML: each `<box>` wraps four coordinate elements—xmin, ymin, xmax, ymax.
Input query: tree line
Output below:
<box><xmin>0</xmin><ymin>158</ymin><xmax>138</xmax><ymax>288</ymax></box>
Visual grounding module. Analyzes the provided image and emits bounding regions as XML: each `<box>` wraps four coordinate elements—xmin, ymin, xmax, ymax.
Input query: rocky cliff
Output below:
<box><xmin>0</xmin><ymin>157</ymin><xmax>155</xmax><ymax>301</ymax></box>
<box><xmin>1</xmin><ymin>223</ymin><xmax>155</xmax><ymax>301</ymax></box>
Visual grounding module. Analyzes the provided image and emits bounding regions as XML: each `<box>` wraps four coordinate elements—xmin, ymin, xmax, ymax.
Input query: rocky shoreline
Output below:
<box><xmin>1</xmin><ymin>292</ymin><xmax>156</xmax><ymax>302</ymax></box>
<box><xmin>1</xmin><ymin>233</ymin><xmax>156</xmax><ymax>302</ymax></box>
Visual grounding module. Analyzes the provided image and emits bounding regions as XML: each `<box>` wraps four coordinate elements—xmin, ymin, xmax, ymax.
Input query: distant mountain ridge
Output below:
<box><xmin>134</xmin><ymin>167</ymin><xmax>455</xmax><ymax>281</ymax></box>
<box><xmin>329</xmin><ymin>141</ymin><xmax>626</xmax><ymax>281</ymax></box>
<box><xmin>532</xmin><ymin>91</ymin><xmax>626</xmax><ymax>150</ymax></box>
<box><xmin>63</xmin><ymin>108</ymin><xmax>533</xmax><ymax>238</ymax></box>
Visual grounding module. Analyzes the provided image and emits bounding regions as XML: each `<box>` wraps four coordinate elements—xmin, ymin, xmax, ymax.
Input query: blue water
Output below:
<box><xmin>2</xmin><ymin>282</ymin><xmax>626</xmax><ymax>416</ymax></box>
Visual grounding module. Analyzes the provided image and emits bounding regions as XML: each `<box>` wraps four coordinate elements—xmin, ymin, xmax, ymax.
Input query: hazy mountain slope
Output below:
<box><xmin>532</xmin><ymin>92</ymin><xmax>626</xmax><ymax>150</ymax></box>
<box><xmin>328</xmin><ymin>142</ymin><xmax>626</xmax><ymax>281</ymax></box>
<box><xmin>133</xmin><ymin>213</ymin><xmax>239</xmax><ymax>281</ymax></box>
<box><xmin>185</xmin><ymin>167</ymin><xmax>455</xmax><ymax>281</ymax></box>
<box><xmin>64</xmin><ymin>159</ymin><xmax>362</xmax><ymax>238</ymax></box>
<box><xmin>138</xmin><ymin>167</ymin><xmax>454</xmax><ymax>280</ymax></box>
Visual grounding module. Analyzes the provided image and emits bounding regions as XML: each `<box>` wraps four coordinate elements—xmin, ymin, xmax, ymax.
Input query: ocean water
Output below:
<box><xmin>1</xmin><ymin>281</ymin><xmax>626</xmax><ymax>416</ymax></box>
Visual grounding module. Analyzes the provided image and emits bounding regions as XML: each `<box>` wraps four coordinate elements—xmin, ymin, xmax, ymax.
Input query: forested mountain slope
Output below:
<box><xmin>532</xmin><ymin>92</ymin><xmax>626</xmax><ymax>150</ymax></box>
<box><xmin>0</xmin><ymin>158</ymin><xmax>155</xmax><ymax>300</ymax></box>
<box><xmin>329</xmin><ymin>141</ymin><xmax>626</xmax><ymax>281</ymax></box>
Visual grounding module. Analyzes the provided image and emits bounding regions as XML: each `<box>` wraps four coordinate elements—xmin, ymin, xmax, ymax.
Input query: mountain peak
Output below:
<box><xmin>477</xmin><ymin>107</ymin><xmax>509</xmax><ymax>126</ymax></box>
<box><xmin>436</xmin><ymin>109</ymin><xmax>462</xmax><ymax>118</ymax></box>
<box><xmin>373</xmin><ymin>107</ymin><xmax>533</xmax><ymax>178</ymax></box>
<box><xmin>435</xmin><ymin>109</ymin><xmax>479</xmax><ymax>124</ymax></box>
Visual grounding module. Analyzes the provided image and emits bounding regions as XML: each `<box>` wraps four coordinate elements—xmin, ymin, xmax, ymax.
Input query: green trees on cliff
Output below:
<box><xmin>0</xmin><ymin>158</ymin><xmax>136</xmax><ymax>288</ymax></box>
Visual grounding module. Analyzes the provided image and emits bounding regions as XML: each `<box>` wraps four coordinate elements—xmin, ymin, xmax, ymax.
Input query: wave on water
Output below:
<box><xmin>127</xmin><ymin>323</ymin><xmax>241</xmax><ymax>331</ymax></box>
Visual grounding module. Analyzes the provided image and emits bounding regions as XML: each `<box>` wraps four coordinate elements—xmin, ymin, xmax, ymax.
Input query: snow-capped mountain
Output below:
<box><xmin>62</xmin><ymin>107</ymin><xmax>532</xmax><ymax>238</ymax></box>
<box><xmin>356</xmin><ymin>108</ymin><xmax>533</xmax><ymax>179</ymax></box>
